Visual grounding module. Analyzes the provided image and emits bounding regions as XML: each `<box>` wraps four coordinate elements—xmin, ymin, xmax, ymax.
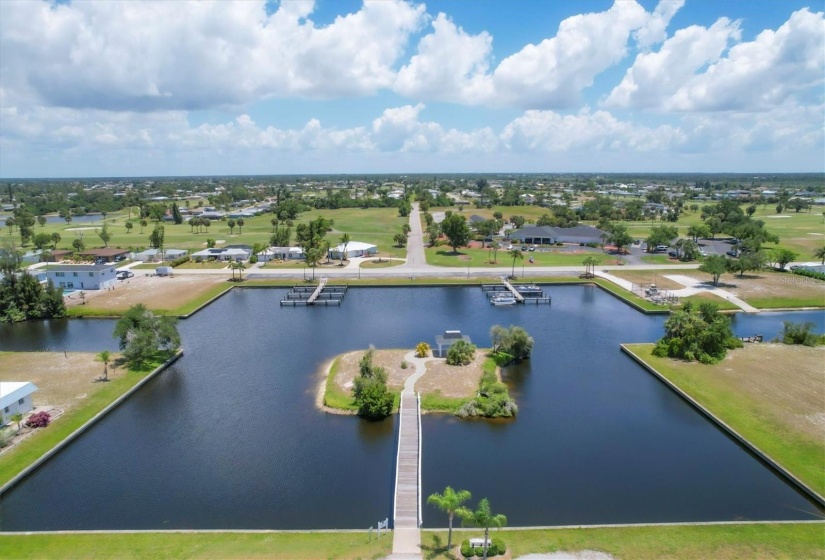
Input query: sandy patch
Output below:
<box><xmin>808</xmin><ymin>233</ymin><xmax>824</xmax><ymax>235</ymax></box>
<box><xmin>64</xmin><ymin>226</ymin><xmax>99</xmax><ymax>231</ymax></box>
<box><xmin>66</xmin><ymin>274</ymin><xmax>226</xmax><ymax>312</ymax></box>
<box><xmin>518</xmin><ymin>553</ymin><xmax>615</xmax><ymax>560</ymax></box>
<box><xmin>656</xmin><ymin>270</ymin><xmax>825</xmax><ymax>301</ymax></box>
<box><xmin>765</xmin><ymin>215</ymin><xmax>792</xmax><ymax>218</ymax></box>
<box><xmin>328</xmin><ymin>348</ymin><xmax>489</xmax><ymax>400</ymax></box>
<box><xmin>0</xmin><ymin>352</ymin><xmax>121</xmax><ymax>411</ymax></box>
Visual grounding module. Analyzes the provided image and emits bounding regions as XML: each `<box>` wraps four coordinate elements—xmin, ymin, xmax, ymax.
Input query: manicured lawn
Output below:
<box><xmin>680</xmin><ymin>292</ymin><xmax>741</xmax><ymax>311</ymax></box>
<box><xmin>623</xmin><ymin>344</ymin><xmax>825</xmax><ymax>497</ymax></box>
<box><xmin>360</xmin><ymin>258</ymin><xmax>404</xmax><ymax>268</ymax></box>
<box><xmin>323</xmin><ymin>357</ymin><xmax>357</xmax><ymax>412</ymax></box>
<box><xmin>640</xmin><ymin>254</ymin><xmax>675</xmax><ymax>265</ymax></box>
<box><xmin>174</xmin><ymin>261</ymin><xmax>229</xmax><ymax>269</ymax></box>
<box><xmin>425</xmin><ymin>246</ymin><xmax>597</xmax><ymax>267</ymax></box>
<box><xmin>0</xmin><ymin>353</ymin><xmax>172</xmax><ymax>488</ymax></box>
<box><xmin>421</xmin><ymin>523</ymin><xmax>825</xmax><ymax>559</ymax></box>
<box><xmin>302</xmin><ymin>207</ymin><xmax>408</xmax><ymax>253</ymax></box>
<box><xmin>0</xmin><ymin>531</ymin><xmax>392</xmax><ymax>560</ymax></box>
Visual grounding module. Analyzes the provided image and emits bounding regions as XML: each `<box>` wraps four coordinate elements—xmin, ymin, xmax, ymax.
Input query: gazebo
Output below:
<box><xmin>434</xmin><ymin>330</ymin><xmax>472</xmax><ymax>358</ymax></box>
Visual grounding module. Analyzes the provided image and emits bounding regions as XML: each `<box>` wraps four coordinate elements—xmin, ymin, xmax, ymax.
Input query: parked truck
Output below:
<box><xmin>155</xmin><ymin>266</ymin><xmax>174</xmax><ymax>277</ymax></box>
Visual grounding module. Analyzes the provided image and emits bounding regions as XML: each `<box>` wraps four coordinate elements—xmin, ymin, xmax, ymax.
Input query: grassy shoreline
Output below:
<box><xmin>623</xmin><ymin>344</ymin><xmax>825</xmax><ymax>498</ymax></box>
<box><xmin>0</xmin><ymin>523</ymin><xmax>821</xmax><ymax>559</ymax></box>
<box><xmin>0</xmin><ymin>353</ymin><xmax>173</xmax><ymax>489</ymax></box>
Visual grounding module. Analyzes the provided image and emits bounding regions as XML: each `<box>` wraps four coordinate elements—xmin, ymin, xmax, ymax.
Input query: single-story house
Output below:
<box><xmin>1</xmin><ymin>382</ymin><xmax>39</xmax><ymax>424</ymax></box>
<box><xmin>509</xmin><ymin>225</ymin><xmax>606</xmax><ymax>245</ymax></box>
<box><xmin>434</xmin><ymin>330</ymin><xmax>472</xmax><ymax>358</ymax></box>
<box><xmin>328</xmin><ymin>241</ymin><xmax>377</xmax><ymax>259</ymax></box>
<box><xmin>42</xmin><ymin>263</ymin><xmax>118</xmax><ymax>290</ymax></box>
<box><xmin>133</xmin><ymin>248</ymin><xmax>187</xmax><ymax>262</ymax></box>
<box><xmin>190</xmin><ymin>247</ymin><xmax>250</xmax><ymax>262</ymax></box>
<box><xmin>193</xmin><ymin>211</ymin><xmax>225</xmax><ymax>220</ymax></box>
<box><xmin>77</xmin><ymin>248</ymin><xmax>132</xmax><ymax>263</ymax></box>
<box><xmin>257</xmin><ymin>247</ymin><xmax>304</xmax><ymax>262</ymax></box>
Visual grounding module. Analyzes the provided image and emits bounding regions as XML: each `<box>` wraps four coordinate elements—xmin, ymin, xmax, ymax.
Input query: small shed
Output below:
<box><xmin>434</xmin><ymin>330</ymin><xmax>472</xmax><ymax>358</ymax></box>
<box><xmin>0</xmin><ymin>382</ymin><xmax>38</xmax><ymax>424</ymax></box>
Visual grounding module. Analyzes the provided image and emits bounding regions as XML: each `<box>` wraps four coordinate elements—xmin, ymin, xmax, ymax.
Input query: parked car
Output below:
<box><xmin>668</xmin><ymin>250</ymin><xmax>679</xmax><ymax>258</ymax></box>
<box><xmin>116</xmin><ymin>270</ymin><xmax>134</xmax><ymax>280</ymax></box>
<box><xmin>654</xmin><ymin>245</ymin><xmax>668</xmax><ymax>253</ymax></box>
<box><xmin>726</xmin><ymin>250</ymin><xmax>739</xmax><ymax>257</ymax></box>
<box><xmin>529</xmin><ymin>245</ymin><xmax>537</xmax><ymax>251</ymax></box>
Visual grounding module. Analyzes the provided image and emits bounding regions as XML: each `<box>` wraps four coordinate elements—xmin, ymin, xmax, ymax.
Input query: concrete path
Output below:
<box><xmin>663</xmin><ymin>274</ymin><xmax>760</xmax><ymax>313</ymax></box>
<box><xmin>593</xmin><ymin>270</ymin><xmax>634</xmax><ymax>290</ymax></box>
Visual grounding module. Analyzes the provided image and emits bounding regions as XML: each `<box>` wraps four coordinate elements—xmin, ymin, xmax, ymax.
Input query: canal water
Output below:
<box><xmin>0</xmin><ymin>286</ymin><xmax>822</xmax><ymax>530</ymax></box>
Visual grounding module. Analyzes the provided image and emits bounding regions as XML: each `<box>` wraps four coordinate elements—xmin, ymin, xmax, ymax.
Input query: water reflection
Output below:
<box><xmin>0</xmin><ymin>286</ymin><xmax>822</xmax><ymax>530</ymax></box>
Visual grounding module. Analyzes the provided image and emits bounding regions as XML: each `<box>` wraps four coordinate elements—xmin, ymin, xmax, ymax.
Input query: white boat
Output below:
<box><xmin>490</xmin><ymin>293</ymin><xmax>517</xmax><ymax>306</ymax></box>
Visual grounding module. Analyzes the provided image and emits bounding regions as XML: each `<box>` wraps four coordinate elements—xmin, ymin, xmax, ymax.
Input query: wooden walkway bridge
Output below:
<box><xmin>500</xmin><ymin>276</ymin><xmax>525</xmax><ymax>302</ymax></box>
<box><xmin>306</xmin><ymin>277</ymin><xmax>328</xmax><ymax>304</ymax></box>
<box><xmin>392</xmin><ymin>390</ymin><xmax>422</xmax><ymax>555</ymax></box>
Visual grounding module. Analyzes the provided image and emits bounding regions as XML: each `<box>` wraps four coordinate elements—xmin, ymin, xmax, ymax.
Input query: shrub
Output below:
<box><xmin>460</xmin><ymin>540</ymin><xmax>472</xmax><ymax>558</ymax></box>
<box><xmin>492</xmin><ymin>538</ymin><xmax>506</xmax><ymax>555</ymax></box>
<box><xmin>779</xmin><ymin>321</ymin><xmax>824</xmax><ymax>346</ymax></box>
<box><xmin>447</xmin><ymin>340</ymin><xmax>476</xmax><ymax>365</ymax></box>
<box><xmin>169</xmin><ymin>255</ymin><xmax>190</xmax><ymax>267</ymax></box>
<box><xmin>400</xmin><ymin>360</ymin><xmax>408</xmax><ymax>369</ymax></box>
<box><xmin>793</xmin><ymin>268</ymin><xmax>825</xmax><ymax>281</ymax></box>
<box><xmin>0</xmin><ymin>427</ymin><xmax>14</xmax><ymax>448</ymax></box>
<box><xmin>25</xmin><ymin>411</ymin><xmax>51</xmax><ymax>428</ymax></box>
<box><xmin>249</xmin><ymin>255</ymin><xmax>258</xmax><ymax>264</ymax></box>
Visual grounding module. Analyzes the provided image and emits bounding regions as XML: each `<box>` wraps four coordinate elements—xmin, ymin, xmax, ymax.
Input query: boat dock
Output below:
<box><xmin>392</xmin><ymin>391</ymin><xmax>422</xmax><ymax>553</ymax></box>
<box><xmin>279</xmin><ymin>279</ymin><xmax>348</xmax><ymax>306</ymax></box>
<box><xmin>480</xmin><ymin>278</ymin><xmax>551</xmax><ymax>304</ymax></box>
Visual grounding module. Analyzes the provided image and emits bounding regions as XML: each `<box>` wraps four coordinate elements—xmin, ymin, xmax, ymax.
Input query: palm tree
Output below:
<box><xmin>456</xmin><ymin>498</ymin><xmax>507</xmax><ymax>560</ymax></box>
<box><xmin>339</xmin><ymin>232</ymin><xmax>351</xmax><ymax>265</ymax></box>
<box><xmin>96</xmin><ymin>350</ymin><xmax>111</xmax><ymax>381</ymax></box>
<box><xmin>814</xmin><ymin>246</ymin><xmax>825</xmax><ymax>265</ymax></box>
<box><xmin>509</xmin><ymin>249</ymin><xmax>523</xmax><ymax>278</ymax></box>
<box><xmin>10</xmin><ymin>412</ymin><xmax>23</xmax><ymax>433</ymax></box>
<box><xmin>237</xmin><ymin>218</ymin><xmax>245</xmax><ymax>234</ymax></box>
<box><xmin>235</xmin><ymin>261</ymin><xmax>246</xmax><ymax>281</ymax></box>
<box><xmin>582</xmin><ymin>256</ymin><xmax>599</xmax><ymax>278</ymax></box>
<box><xmin>427</xmin><ymin>486</ymin><xmax>471</xmax><ymax>552</ymax></box>
<box><xmin>139</xmin><ymin>219</ymin><xmax>147</xmax><ymax>234</ymax></box>
<box><xmin>415</xmin><ymin>342</ymin><xmax>430</xmax><ymax>358</ymax></box>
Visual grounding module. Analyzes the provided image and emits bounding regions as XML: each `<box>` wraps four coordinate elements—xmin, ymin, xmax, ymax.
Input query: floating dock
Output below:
<box><xmin>280</xmin><ymin>279</ymin><xmax>348</xmax><ymax>306</ymax></box>
<box><xmin>481</xmin><ymin>278</ymin><xmax>551</xmax><ymax>304</ymax></box>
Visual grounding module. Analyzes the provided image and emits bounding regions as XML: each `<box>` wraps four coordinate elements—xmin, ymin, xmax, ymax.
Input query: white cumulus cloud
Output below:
<box><xmin>0</xmin><ymin>0</ymin><xmax>425</xmax><ymax>111</ymax></box>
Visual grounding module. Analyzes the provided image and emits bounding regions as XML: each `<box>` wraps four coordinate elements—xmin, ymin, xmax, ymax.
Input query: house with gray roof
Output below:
<box><xmin>509</xmin><ymin>225</ymin><xmax>606</xmax><ymax>245</ymax></box>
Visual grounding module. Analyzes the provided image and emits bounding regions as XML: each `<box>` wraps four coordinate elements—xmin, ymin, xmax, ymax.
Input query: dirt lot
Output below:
<box><xmin>65</xmin><ymin>274</ymin><xmax>227</xmax><ymax>312</ymax></box>
<box><xmin>677</xmin><ymin>344</ymin><xmax>824</xmax><ymax>441</ymax></box>
<box><xmin>330</xmin><ymin>349</ymin><xmax>488</xmax><ymax>398</ymax></box>
<box><xmin>613</xmin><ymin>269</ymin><xmax>825</xmax><ymax>302</ymax></box>
<box><xmin>0</xmin><ymin>352</ymin><xmax>119</xmax><ymax>411</ymax></box>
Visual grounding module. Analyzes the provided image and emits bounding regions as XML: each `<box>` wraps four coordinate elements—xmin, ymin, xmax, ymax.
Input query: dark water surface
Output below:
<box><xmin>1</xmin><ymin>286</ymin><xmax>822</xmax><ymax>530</ymax></box>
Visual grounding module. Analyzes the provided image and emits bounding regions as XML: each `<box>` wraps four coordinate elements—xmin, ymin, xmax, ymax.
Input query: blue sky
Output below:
<box><xmin>0</xmin><ymin>0</ymin><xmax>822</xmax><ymax>177</ymax></box>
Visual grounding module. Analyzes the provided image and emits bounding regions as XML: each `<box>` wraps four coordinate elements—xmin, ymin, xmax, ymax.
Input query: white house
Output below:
<box><xmin>42</xmin><ymin>263</ymin><xmax>117</xmax><ymax>291</ymax></box>
<box><xmin>1</xmin><ymin>382</ymin><xmax>38</xmax><ymax>424</ymax></box>
<box><xmin>328</xmin><ymin>241</ymin><xmax>377</xmax><ymax>259</ymax></box>
<box><xmin>133</xmin><ymin>248</ymin><xmax>187</xmax><ymax>262</ymax></box>
<box><xmin>257</xmin><ymin>247</ymin><xmax>304</xmax><ymax>262</ymax></box>
<box><xmin>190</xmin><ymin>247</ymin><xmax>250</xmax><ymax>262</ymax></box>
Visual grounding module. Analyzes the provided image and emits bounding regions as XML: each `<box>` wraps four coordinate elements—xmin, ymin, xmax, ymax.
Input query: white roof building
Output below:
<box><xmin>329</xmin><ymin>241</ymin><xmax>377</xmax><ymax>259</ymax></box>
<box><xmin>1</xmin><ymin>382</ymin><xmax>38</xmax><ymax>422</ymax></box>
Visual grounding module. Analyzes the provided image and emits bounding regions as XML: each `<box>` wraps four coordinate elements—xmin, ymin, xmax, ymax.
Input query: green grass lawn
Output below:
<box><xmin>425</xmin><ymin>246</ymin><xmax>600</xmax><ymax>267</ymax></box>
<box><xmin>680</xmin><ymin>292</ymin><xmax>741</xmax><ymax>311</ymax></box>
<box><xmin>174</xmin><ymin>260</ymin><xmax>229</xmax><ymax>269</ymax></box>
<box><xmin>591</xmin><ymin>278</ymin><xmax>671</xmax><ymax>313</ymax></box>
<box><xmin>422</xmin><ymin>523</ymin><xmax>825</xmax><ymax>560</ymax></box>
<box><xmin>623</xmin><ymin>344</ymin><xmax>825</xmax><ymax>497</ymax></box>
<box><xmin>360</xmin><ymin>258</ymin><xmax>404</xmax><ymax>268</ymax></box>
<box><xmin>0</xmin><ymin>353</ymin><xmax>173</xmax><ymax>488</ymax></box>
<box><xmin>640</xmin><ymin>254</ymin><xmax>676</xmax><ymax>265</ymax></box>
<box><xmin>747</xmin><ymin>295</ymin><xmax>825</xmax><ymax>309</ymax></box>
<box><xmin>0</xmin><ymin>531</ymin><xmax>392</xmax><ymax>560</ymax></box>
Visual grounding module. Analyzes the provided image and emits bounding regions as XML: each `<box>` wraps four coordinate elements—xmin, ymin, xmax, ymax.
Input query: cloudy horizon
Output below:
<box><xmin>1</xmin><ymin>0</ymin><xmax>823</xmax><ymax>178</ymax></box>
